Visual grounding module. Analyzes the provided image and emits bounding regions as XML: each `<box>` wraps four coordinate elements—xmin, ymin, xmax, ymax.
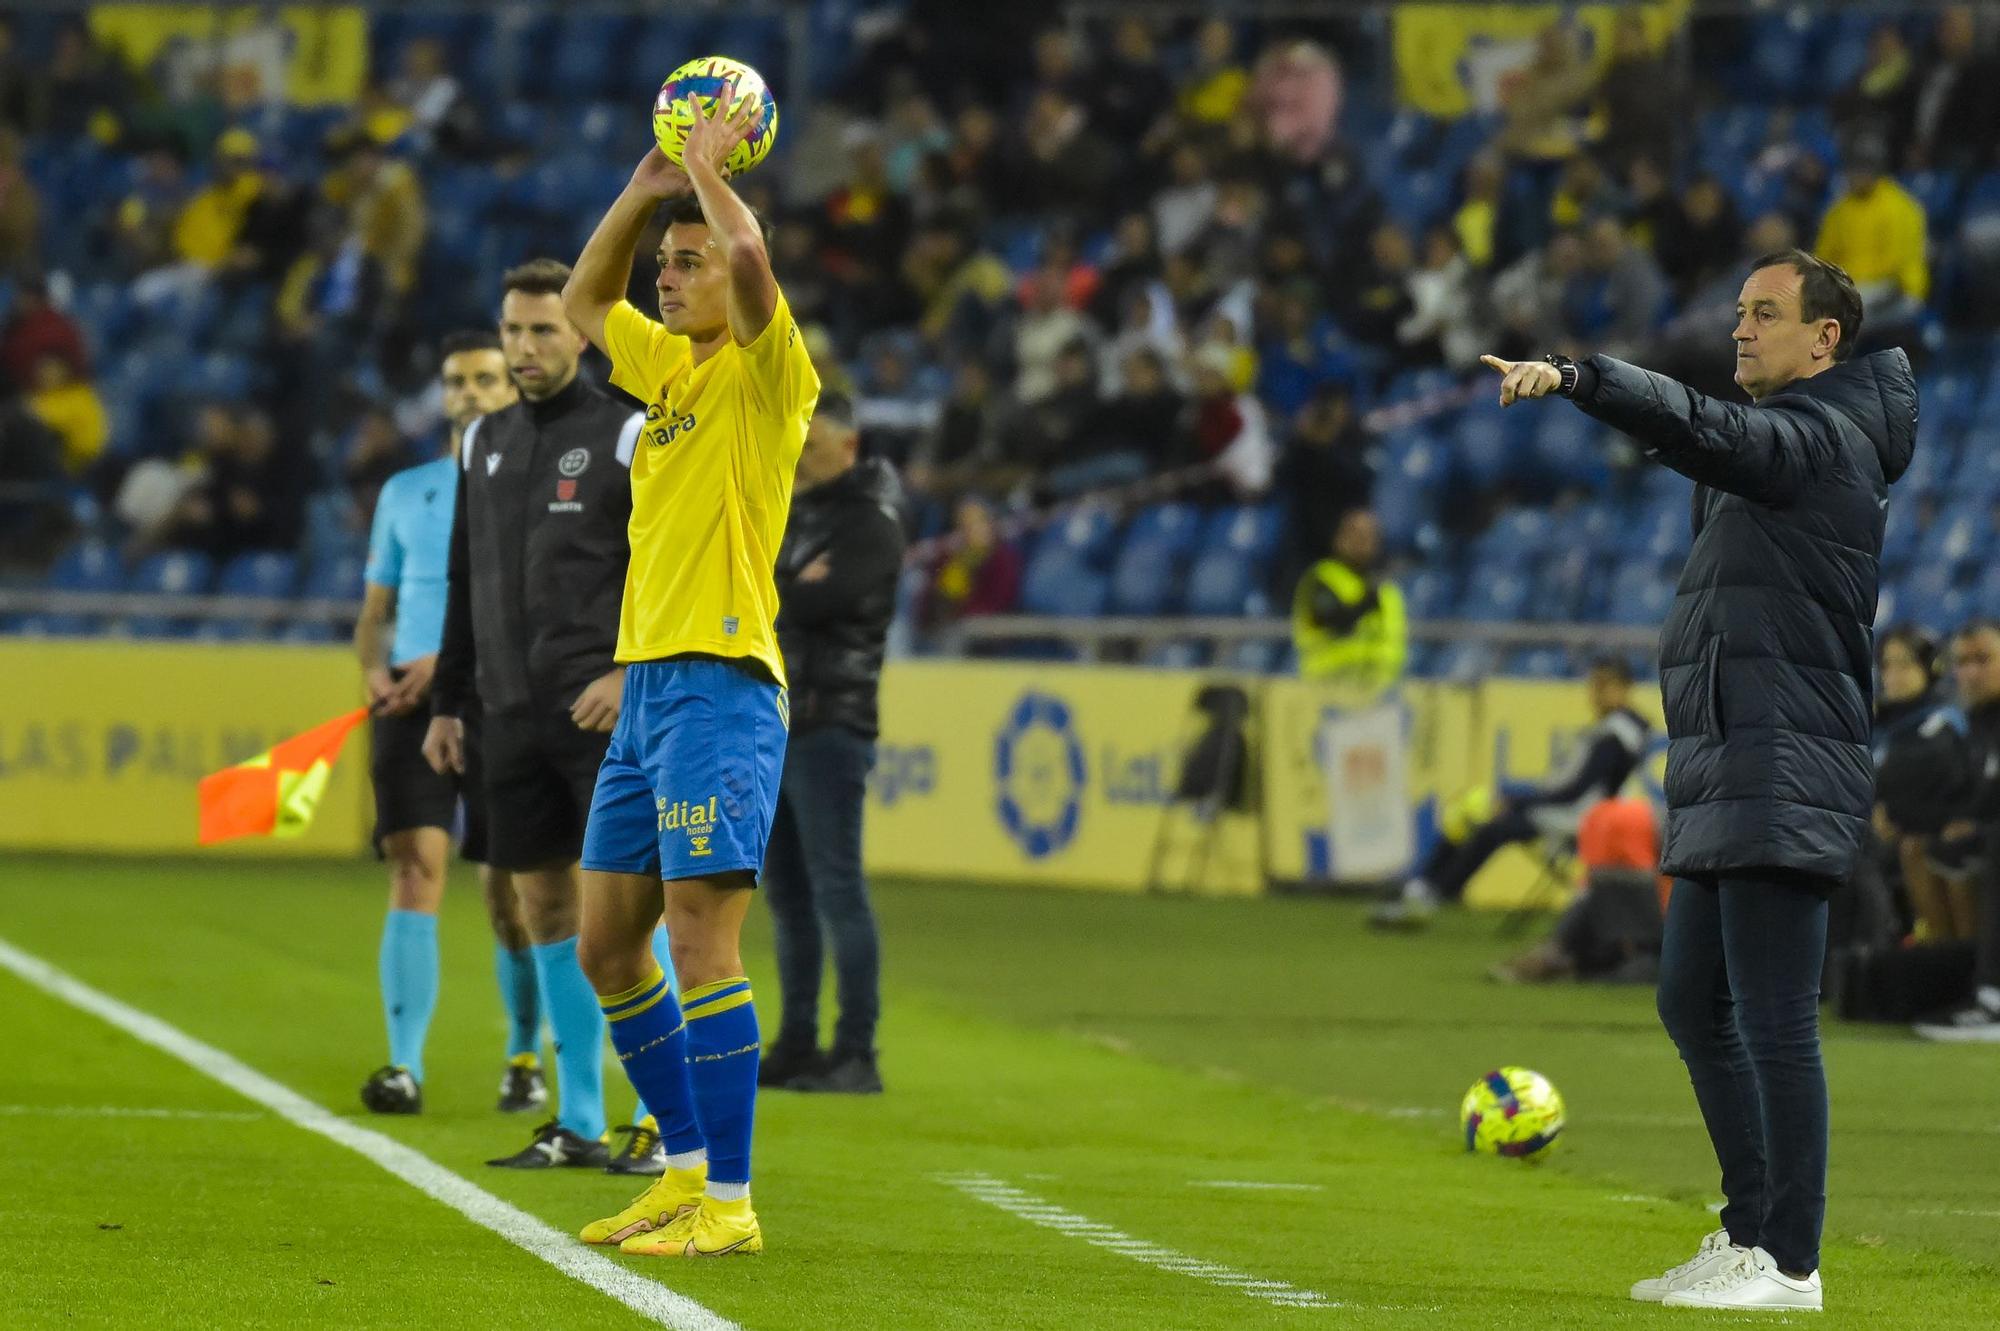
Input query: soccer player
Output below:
<box><xmin>425</xmin><ymin>260</ymin><xmax>673</xmax><ymax>1175</ymax></box>
<box><xmin>356</xmin><ymin>330</ymin><xmax>548</xmax><ymax>1117</ymax></box>
<box><xmin>561</xmin><ymin>87</ymin><xmax>817</xmax><ymax>1257</ymax></box>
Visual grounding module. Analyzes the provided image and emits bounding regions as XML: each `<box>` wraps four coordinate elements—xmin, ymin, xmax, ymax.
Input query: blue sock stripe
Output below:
<box><xmin>603</xmin><ymin>975</ymin><xmax>671</xmax><ymax>1020</ymax></box>
<box><xmin>682</xmin><ymin>980</ymin><xmax>752</xmax><ymax>1015</ymax></box>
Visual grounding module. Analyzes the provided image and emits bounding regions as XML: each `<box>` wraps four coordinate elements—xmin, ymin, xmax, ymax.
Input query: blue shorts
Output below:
<box><xmin>582</xmin><ymin>658</ymin><xmax>789</xmax><ymax>882</ymax></box>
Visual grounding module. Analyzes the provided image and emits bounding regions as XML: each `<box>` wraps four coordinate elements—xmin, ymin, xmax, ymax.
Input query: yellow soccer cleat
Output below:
<box><xmin>620</xmin><ymin>1194</ymin><xmax>762</xmax><ymax>1258</ymax></box>
<box><xmin>579</xmin><ymin>1164</ymin><xmax>706</xmax><ymax>1246</ymax></box>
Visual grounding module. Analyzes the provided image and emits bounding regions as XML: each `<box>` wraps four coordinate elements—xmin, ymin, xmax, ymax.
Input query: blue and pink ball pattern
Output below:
<box><xmin>1460</xmin><ymin>1065</ymin><xmax>1566</xmax><ymax>1161</ymax></box>
<box><xmin>652</xmin><ymin>55</ymin><xmax>779</xmax><ymax>177</ymax></box>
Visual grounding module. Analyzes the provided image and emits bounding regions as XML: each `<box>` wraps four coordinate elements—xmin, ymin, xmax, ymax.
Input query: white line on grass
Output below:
<box><xmin>937</xmin><ymin>1172</ymin><xmax>1336</xmax><ymax>1310</ymax></box>
<box><xmin>0</xmin><ymin>1103</ymin><xmax>264</xmax><ymax>1122</ymax></box>
<box><xmin>0</xmin><ymin>935</ymin><xmax>741</xmax><ymax>1331</ymax></box>
<box><xmin>1188</xmin><ymin>1180</ymin><xmax>1325</xmax><ymax>1192</ymax></box>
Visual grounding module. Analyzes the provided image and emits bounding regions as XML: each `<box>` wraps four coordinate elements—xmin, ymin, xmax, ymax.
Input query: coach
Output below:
<box><xmin>759</xmin><ymin>393</ymin><xmax>907</xmax><ymax>1095</ymax></box>
<box><xmin>1482</xmin><ymin>249</ymin><xmax>1915</xmax><ymax>1313</ymax></box>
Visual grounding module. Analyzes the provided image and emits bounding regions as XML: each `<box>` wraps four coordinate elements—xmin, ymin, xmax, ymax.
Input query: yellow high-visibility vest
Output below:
<box><xmin>1291</xmin><ymin>559</ymin><xmax>1407</xmax><ymax>697</ymax></box>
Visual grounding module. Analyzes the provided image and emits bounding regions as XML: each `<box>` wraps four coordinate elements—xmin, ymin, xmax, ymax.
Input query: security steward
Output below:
<box><xmin>1290</xmin><ymin>506</ymin><xmax>1408</xmax><ymax>701</ymax></box>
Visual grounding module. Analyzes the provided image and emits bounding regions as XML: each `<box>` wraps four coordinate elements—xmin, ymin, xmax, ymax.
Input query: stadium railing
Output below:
<box><xmin>948</xmin><ymin>615</ymin><xmax>1658</xmax><ymax>661</ymax></box>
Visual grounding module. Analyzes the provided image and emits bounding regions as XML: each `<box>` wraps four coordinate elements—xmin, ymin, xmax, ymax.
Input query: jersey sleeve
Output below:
<box><xmin>602</xmin><ymin>300</ymin><xmax>691</xmax><ymax>401</ymax></box>
<box><xmin>739</xmin><ymin>289</ymin><xmax>820</xmax><ymax>421</ymax></box>
<box><xmin>363</xmin><ymin>477</ymin><xmax>402</xmax><ymax>589</ymax></box>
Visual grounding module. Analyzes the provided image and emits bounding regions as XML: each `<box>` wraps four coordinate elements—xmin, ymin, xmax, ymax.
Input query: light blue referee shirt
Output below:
<box><xmin>364</xmin><ymin>455</ymin><xmax>458</xmax><ymax>667</ymax></box>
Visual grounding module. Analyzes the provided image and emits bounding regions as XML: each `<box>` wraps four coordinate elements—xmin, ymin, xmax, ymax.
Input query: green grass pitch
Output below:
<box><xmin>3</xmin><ymin>856</ymin><xmax>1997</xmax><ymax>1329</ymax></box>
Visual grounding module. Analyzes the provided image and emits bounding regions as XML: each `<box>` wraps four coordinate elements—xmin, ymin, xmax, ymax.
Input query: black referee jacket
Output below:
<box><xmin>432</xmin><ymin>374</ymin><xmax>640</xmax><ymax>718</ymax></box>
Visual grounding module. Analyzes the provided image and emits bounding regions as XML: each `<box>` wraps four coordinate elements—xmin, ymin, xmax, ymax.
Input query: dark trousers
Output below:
<box><xmin>1656</xmin><ymin>876</ymin><xmax>1829</xmax><ymax>1275</ymax></box>
<box><xmin>1421</xmin><ymin>807</ymin><xmax>1539</xmax><ymax>900</ymax></box>
<box><xmin>762</xmin><ymin>725</ymin><xmax>881</xmax><ymax>1055</ymax></box>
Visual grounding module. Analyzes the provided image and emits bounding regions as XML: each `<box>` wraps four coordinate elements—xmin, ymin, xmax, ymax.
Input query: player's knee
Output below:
<box><xmin>577</xmin><ymin>927</ymin><xmax>649</xmax><ymax>996</ymax></box>
<box><xmin>386</xmin><ymin>858</ymin><xmax>444</xmax><ymax>913</ymax></box>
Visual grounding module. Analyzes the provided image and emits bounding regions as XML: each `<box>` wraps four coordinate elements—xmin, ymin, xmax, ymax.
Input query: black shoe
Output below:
<box><xmin>757</xmin><ymin>1039</ymin><xmax>822</xmax><ymax>1089</ymax></box>
<box><xmin>361</xmin><ymin>1065</ymin><xmax>423</xmax><ymax>1114</ymax></box>
<box><xmin>486</xmin><ymin>1119</ymin><xmax>610</xmax><ymax>1169</ymax></box>
<box><xmin>496</xmin><ymin>1057</ymin><xmax>548</xmax><ymax>1114</ymax></box>
<box><xmin>791</xmin><ymin>1048</ymin><xmax>883</xmax><ymax>1094</ymax></box>
<box><xmin>605</xmin><ymin>1121</ymin><xmax>668</xmax><ymax>1176</ymax></box>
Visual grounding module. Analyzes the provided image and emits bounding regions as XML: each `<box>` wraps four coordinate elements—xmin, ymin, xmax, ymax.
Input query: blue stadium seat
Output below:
<box><xmin>1222</xmin><ymin>639</ymin><xmax>1288</xmax><ymax>674</ymax></box>
<box><xmin>1035</xmin><ymin>503</ymin><xmax>1120</xmax><ymax>565</ymax></box>
<box><xmin>1468</xmin><ymin>508</ymin><xmax>1553</xmax><ymax>573</ymax></box>
<box><xmin>1123</xmin><ymin>503</ymin><xmax>1204</xmax><ymax>559</ymax></box>
<box><xmin>216</xmin><ymin>551</ymin><xmax>299</xmax><ymax>599</ymax></box>
<box><xmin>1021</xmin><ymin>547</ymin><xmax>1109</xmax><ymax>617</ymax></box>
<box><xmin>1433</xmin><ymin>641</ymin><xmax>1498</xmax><ymax>683</ymax></box>
<box><xmin>120</xmin><ymin>550</ymin><xmax>215</xmax><ymax>638</ymax></box>
<box><xmin>1401</xmin><ymin>568</ymin><xmax>1459</xmax><ymax>620</ymax></box>
<box><xmin>1200</xmin><ymin>503</ymin><xmax>1284</xmax><ymax>561</ymax></box>
<box><xmin>1506</xmin><ymin>647</ymin><xmax>1573</xmax><ymax>679</ymax></box>
<box><xmin>1456</xmin><ymin>569</ymin><xmax>1533</xmax><ymax>623</ymax></box>
<box><xmin>28</xmin><ymin>539</ymin><xmax>122</xmax><ymax>636</ymax></box>
<box><xmin>1606</xmin><ymin>564</ymin><xmax>1676</xmax><ymax>627</ymax></box>
<box><xmin>1534</xmin><ymin>548</ymin><xmax>1597</xmax><ymax>621</ymax></box>
<box><xmin>1107</xmin><ymin>537</ymin><xmax>1184</xmax><ymax>616</ymax></box>
<box><xmin>302</xmin><ymin>552</ymin><xmax>367</xmax><ymax>604</ymax></box>
<box><xmin>1529</xmin><ymin>411</ymin><xmax>1610</xmax><ymax>493</ymax></box>
<box><xmin>1184</xmin><ymin>548</ymin><xmax>1263</xmax><ymax>617</ymax></box>
<box><xmin>1450</xmin><ymin>414</ymin><xmax>1511</xmax><ymax>491</ymax></box>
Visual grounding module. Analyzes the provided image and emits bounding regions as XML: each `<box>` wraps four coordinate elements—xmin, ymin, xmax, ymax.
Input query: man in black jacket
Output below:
<box><xmin>1914</xmin><ymin>619</ymin><xmax>2000</xmax><ymax>1041</ymax></box>
<box><xmin>422</xmin><ymin>259</ymin><xmax>661</xmax><ymax>1174</ymax></box>
<box><xmin>759</xmin><ymin>393</ymin><xmax>907</xmax><ymax>1094</ymax></box>
<box><xmin>1482</xmin><ymin>248</ymin><xmax>1916</xmax><ymax>1313</ymax></box>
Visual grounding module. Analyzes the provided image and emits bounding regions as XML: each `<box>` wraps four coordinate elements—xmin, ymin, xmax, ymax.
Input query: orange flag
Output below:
<box><xmin>197</xmin><ymin>707</ymin><xmax>370</xmax><ymax>846</ymax></box>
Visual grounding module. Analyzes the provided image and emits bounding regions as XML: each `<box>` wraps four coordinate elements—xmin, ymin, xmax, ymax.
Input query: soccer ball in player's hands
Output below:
<box><xmin>653</xmin><ymin>56</ymin><xmax>779</xmax><ymax>178</ymax></box>
<box><xmin>1460</xmin><ymin>1066</ymin><xmax>1566</xmax><ymax>1161</ymax></box>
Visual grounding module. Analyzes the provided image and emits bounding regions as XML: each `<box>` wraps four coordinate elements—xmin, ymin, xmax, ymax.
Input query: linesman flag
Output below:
<box><xmin>197</xmin><ymin>707</ymin><xmax>369</xmax><ymax>845</ymax></box>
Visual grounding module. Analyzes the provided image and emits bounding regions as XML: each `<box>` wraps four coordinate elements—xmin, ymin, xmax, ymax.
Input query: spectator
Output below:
<box><xmin>1091</xmin><ymin>17</ymin><xmax>1172</xmax><ymax>147</ymax></box>
<box><xmin>1190</xmin><ymin>344</ymin><xmax>1274</xmax><ymax>498</ymax></box>
<box><xmin>1453</xmin><ymin>151</ymin><xmax>1506</xmax><ymax>269</ymax></box>
<box><xmin>1596</xmin><ymin>11</ymin><xmax>1682</xmax><ymax>173</ymax></box>
<box><xmin>1496</xmin><ymin>23</ymin><xmax>1599</xmax><ymax>164</ymax></box>
<box><xmin>1291</xmin><ymin>507</ymin><xmax>1405</xmax><ymax>699</ymax></box>
<box><xmin>1489</xmin><ymin>796</ymin><xmax>1667</xmax><ymax>984</ymax></box>
<box><xmin>158</xmin><ymin>404</ymin><xmax>308</xmax><ymax>560</ymax></box>
<box><xmin>1091</xmin><ymin>211</ymin><xmax>1164</xmax><ymax>330</ymax></box>
<box><xmin>25</xmin><ymin>355</ymin><xmax>107</xmax><ymax>477</ymax></box>
<box><xmin>1012</xmin><ymin>269</ymin><xmax>1097</xmax><ymax>404</ymax></box>
<box><xmin>1278</xmin><ymin>385</ymin><xmax>1374</xmax><ymax>582</ymax></box>
<box><xmin>902</xmin><ymin>215</ymin><xmax>1010</xmax><ymax>354</ymax></box>
<box><xmin>1006</xmin><ymin>88</ymin><xmax>1117</xmax><ymax>224</ymax></box>
<box><xmin>1550</xmin><ymin>152</ymin><xmax>1626</xmax><ymax>230</ymax></box>
<box><xmin>1339</xmin><ymin>222</ymin><xmax>1421</xmax><ymax>355</ymax></box>
<box><xmin>1378</xmin><ymin>656</ymin><xmax>1651</xmax><ymax>927</ymax></box>
<box><xmin>1832</xmin><ymin>23</ymin><xmax>1917</xmax><ymax>156</ymax></box>
<box><xmin>1564</xmin><ymin>216</ymin><xmax>1668</xmax><ymax>362</ymax></box>
<box><xmin>1250</xmin><ymin>39</ymin><xmax>1342</xmax><ymax>167</ymax></box>
<box><xmin>1196</xmin><ymin>177</ymin><xmax>1268</xmax><ymax>289</ymax></box>
<box><xmin>1492</xmin><ymin>227</ymin><xmax>1586</xmax><ymax>351</ymax></box>
<box><xmin>1102</xmin><ymin>284</ymin><xmax>1185</xmax><ymax>392</ymax></box>
<box><xmin>324</xmin><ymin>134</ymin><xmax>427</xmax><ymax>307</ymax></box>
<box><xmin>1399</xmin><ymin>225</ymin><xmax>1488</xmax><ymax>370</ymax></box>
<box><xmin>1257</xmin><ymin>283</ymin><xmax>1348</xmax><ymax>418</ymax></box>
<box><xmin>1913</xmin><ymin>620</ymin><xmax>2000</xmax><ymax>1041</ymax></box>
<box><xmin>1153</xmin><ymin>141</ymin><xmax>1218</xmax><ymax>258</ymax></box>
<box><xmin>0</xmin><ymin>399</ymin><xmax>67</xmax><ymax>567</ymax></box>
<box><xmin>1086</xmin><ymin>346</ymin><xmax>1188</xmax><ymax>473</ymax></box>
<box><xmin>1906</xmin><ymin>6</ymin><xmax>2000</xmax><ymax>172</ymax></box>
<box><xmin>1814</xmin><ymin>134</ymin><xmax>1928</xmax><ymax>321</ymax></box>
<box><xmin>384</xmin><ymin>38</ymin><xmax>471</xmax><ymax>155</ymax></box>
<box><xmin>0</xmin><ymin>18</ymin><xmax>33</xmax><ymax>133</ymax></box>
<box><xmin>170</xmin><ymin>128</ymin><xmax>270</xmax><ymax>269</ymax></box>
<box><xmin>0</xmin><ymin>126</ymin><xmax>38</xmax><ymax>276</ymax></box>
<box><xmin>883</xmin><ymin>91</ymin><xmax>951</xmax><ymax>196</ymax></box>
<box><xmin>1872</xmin><ymin>624</ymin><xmax>1977</xmax><ymax>943</ymax></box>
<box><xmin>342</xmin><ymin>406</ymin><xmax>413</xmax><ymax>528</ymax></box>
<box><xmin>923</xmin><ymin>496</ymin><xmax>1022</xmax><ymax>629</ymax></box>
<box><xmin>907</xmin><ymin>360</ymin><xmax>1001</xmax><ymax>500</ymax></box>
<box><xmin>855</xmin><ymin>344</ymin><xmax>942</xmax><ymax>468</ymax></box>
<box><xmin>1179</xmin><ymin>18</ymin><xmax>1248</xmax><ymax>125</ymax></box>
<box><xmin>1004</xmin><ymin>340</ymin><xmax>1102</xmax><ymax>481</ymax></box>
<box><xmin>0</xmin><ymin>279</ymin><xmax>89</xmax><ymax>390</ymax></box>
<box><xmin>106</xmin><ymin>146</ymin><xmax>190</xmax><ymax>277</ymax></box>
<box><xmin>823</xmin><ymin>126</ymin><xmax>910</xmax><ymax>275</ymax></box>
<box><xmin>1647</xmin><ymin>171</ymin><xmax>1743</xmax><ymax>298</ymax></box>
<box><xmin>942</xmin><ymin>103</ymin><xmax>1008</xmax><ymax>213</ymax></box>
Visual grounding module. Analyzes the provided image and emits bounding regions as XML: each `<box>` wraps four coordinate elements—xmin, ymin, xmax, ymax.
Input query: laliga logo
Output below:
<box><xmin>993</xmin><ymin>691</ymin><xmax>1085</xmax><ymax>859</ymax></box>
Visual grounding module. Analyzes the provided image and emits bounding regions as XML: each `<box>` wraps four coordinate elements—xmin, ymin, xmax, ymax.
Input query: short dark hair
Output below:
<box><xmin>500</xmin><ymin>257</ymin><xmax>572</xmax><ymax>299</ymax></box>
<box><xmin>440</xmin><ymin>329</ymin><xmax>501</xmax><ymax>358</ymax></box>
<box><xmin>1880</xmin><ymin>622</ymin><xmax>1941</xmax><ymax>678</ymax></box>
<box><xmin>1588</xmin><ymin>655</ymin><xmax>1635</xmax><ymax>685</ymax></box>
<box><xmin>811</xmin><ymin>390</ymin><xmax>854</xmax><ymax>430</ymax></box>
<box><xmin>1749</xmin><ymin>249</ymin><xmax>1865</xmax><ymax>362</ymax></box>
<box><xmin>659</xmin><ymin>194</ymin><xmax>774</xmax><ymax>247</ymax></box>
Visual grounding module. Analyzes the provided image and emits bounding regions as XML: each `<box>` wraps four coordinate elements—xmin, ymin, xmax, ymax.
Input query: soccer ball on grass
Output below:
<box><xmin>652</xmin><ymin>55</ymin><xmax>778</xmax><ymax>177</ymax></box>
<box><xmin>1460</xmin><ymin>1066</ymin><xmax>1565</xmax><ymax>1161</ymax></box>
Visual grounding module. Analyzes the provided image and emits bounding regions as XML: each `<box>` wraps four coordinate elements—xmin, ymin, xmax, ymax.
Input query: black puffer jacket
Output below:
<box><xmin>773</xmin><ymin>458</ymin><xmax>908</xmax><ymax>738</ymax></box>
<box><xmin>1574</xmin><ymin>350</ymin><xmax>1918</xmax><ymax>882</ymax></box>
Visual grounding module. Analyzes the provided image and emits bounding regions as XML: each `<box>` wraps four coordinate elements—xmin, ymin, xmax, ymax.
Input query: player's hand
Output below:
<box><xmin>571</xmin><ymin>667</ymin><xmax>625</xmax><ymax>734</ymax></box>
<box><xmin>629</xmin><ymin>146</ymin><xmax>691</xmax><ymax>199</ymax></box>
<box><xmin>422</xmin><ymin>715</ymin><xmax>464</xmax><ymax>775</ymax></box>
<box><xmin>385</xmin><ymin>653</ymin><xmax>437</xmax><ymax>714</ymax></box>
<box><xmin>682</xmin><ymin>78</ymin><xmax>758</xmax><ymax>180</ymax></box>
<box><xmin>364</xmin><ymin>666</ymin><xmax>398</xmax><ymax>714</ymax></box>
<box><xmin>1479</xmin><ymin>354</ymin><xmax>1563</xmax><ymax>406</ymax></box>
<box><xmin>799</xmin><ymin>553</ymin><xmax>832</xmax><ymax>584</ymax></box>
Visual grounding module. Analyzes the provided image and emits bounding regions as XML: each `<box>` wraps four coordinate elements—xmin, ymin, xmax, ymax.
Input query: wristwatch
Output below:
<box><xmin>1543</xmin><ymin>353</ymin><xmax>1579</xmax><ymax>397</ymax></box>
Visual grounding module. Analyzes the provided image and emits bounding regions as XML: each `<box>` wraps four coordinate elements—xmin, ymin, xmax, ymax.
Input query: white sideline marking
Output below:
<box><xmin>937</xmin><ymin>1172</ymin><xmax>1336</xmax><ymax>1310</ymax></box>
<box><xmin>0</xmin><ymin>935</ymin><xmax>742</xmax><ymax>1331</ymax></box>
<box><xmin>1907</xmin><ymin>1208</ymin><xmax>2000</xmax><ymax>1219</ymax></box>
<box><xmin>0</xmin><ymin>1103</ymin><xmax>263</xmax><ymax>1122</ymax></box>
<box><xmin>1189</xmin><ymin>1180</ymin><xmax>1325</xmax><ymax>1193</ymax></box>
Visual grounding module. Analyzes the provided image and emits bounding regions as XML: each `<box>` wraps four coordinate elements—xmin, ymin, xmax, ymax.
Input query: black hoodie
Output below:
<box><xmin>773</xmin><ymin>457</ymin><xmax>908</xmax><ymax>739</ymax></box>
<box><xmin>1572</xmin><ymin>348</ymin><xmax>1919</xmax><ymax>883</ymax></box>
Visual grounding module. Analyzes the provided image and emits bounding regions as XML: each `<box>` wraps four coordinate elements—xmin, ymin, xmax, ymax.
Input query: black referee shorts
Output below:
<box><xmin>370</xmin><ymin>704</ymin><xmax>488</xmax><ymax>863</ymax></box>
<box><xmin>480</xmin><ymin>703</ymin><xmax>611</xmax><ymax>871</ymax></box>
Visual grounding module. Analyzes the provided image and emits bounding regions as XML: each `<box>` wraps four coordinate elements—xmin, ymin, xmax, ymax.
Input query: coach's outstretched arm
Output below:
<box><xmin>562</xmin><ymin>149</ymin><xmax>688</xmax><ymax>354</ymax></box>
<box><xmin>678</xmin><ymin>82</ymin><xmax>776</xmax><ymax>343</ymax></box>
<box><xmin>1479</xmin><ymin>353</ymin><xmax>1836</xmax><ymax>507</ymax></box>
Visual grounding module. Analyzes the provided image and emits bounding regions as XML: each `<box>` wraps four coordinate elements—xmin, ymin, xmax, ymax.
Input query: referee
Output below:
<box><xmin>1483</xmin><ymin>249</ymin><xmax>1915</xmax><ymax>1312</ymax></box>
<box><xmin>758</xmin><ymin>394</ymin><xmax>906</xmax><ymax>1094</ymax></box>
<box><xmin>424</xmin><ymin>259</ymin><xmax>663</xmax><ymax>1174</ymax></box>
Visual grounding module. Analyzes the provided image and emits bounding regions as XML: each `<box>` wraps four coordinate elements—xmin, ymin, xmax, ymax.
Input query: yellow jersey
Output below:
<box><xmin>601</xmin><ymin>291</ymin><xmax>819</xmax><ymax>685</ymax></box>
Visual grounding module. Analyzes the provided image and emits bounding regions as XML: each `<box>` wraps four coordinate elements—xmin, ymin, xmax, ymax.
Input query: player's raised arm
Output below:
<box><xmin>562</xmin><ymin>148</ymin><xmax>689</xmax><ymax>354</ymax></box>
<box><xmin>680</xmin><ymin>81</ymin><xmax>777</xmax><ymax>345</ymax></box>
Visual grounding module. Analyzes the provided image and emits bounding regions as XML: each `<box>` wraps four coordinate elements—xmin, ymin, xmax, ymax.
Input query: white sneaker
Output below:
<box><xmin>1663</xmin><ymin>1245</ymin><xmax>1822</xmax><ymax>1311</ymax></box>
<box><xmin>1630</xmin><ymin>1229</ymin><xmax>1749</xmax><ymax>1303</ymax></box>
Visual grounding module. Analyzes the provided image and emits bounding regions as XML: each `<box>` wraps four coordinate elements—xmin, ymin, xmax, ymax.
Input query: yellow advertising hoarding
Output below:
<box><xmin>1392</xmin><ymin>2</ymin><xmax>1689</xmax><ymax>118</ymax></box>
<box><xmin>0</xmin><ymin>639</ymin><xmax>370</xmax><ymax>854</ymax></box>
